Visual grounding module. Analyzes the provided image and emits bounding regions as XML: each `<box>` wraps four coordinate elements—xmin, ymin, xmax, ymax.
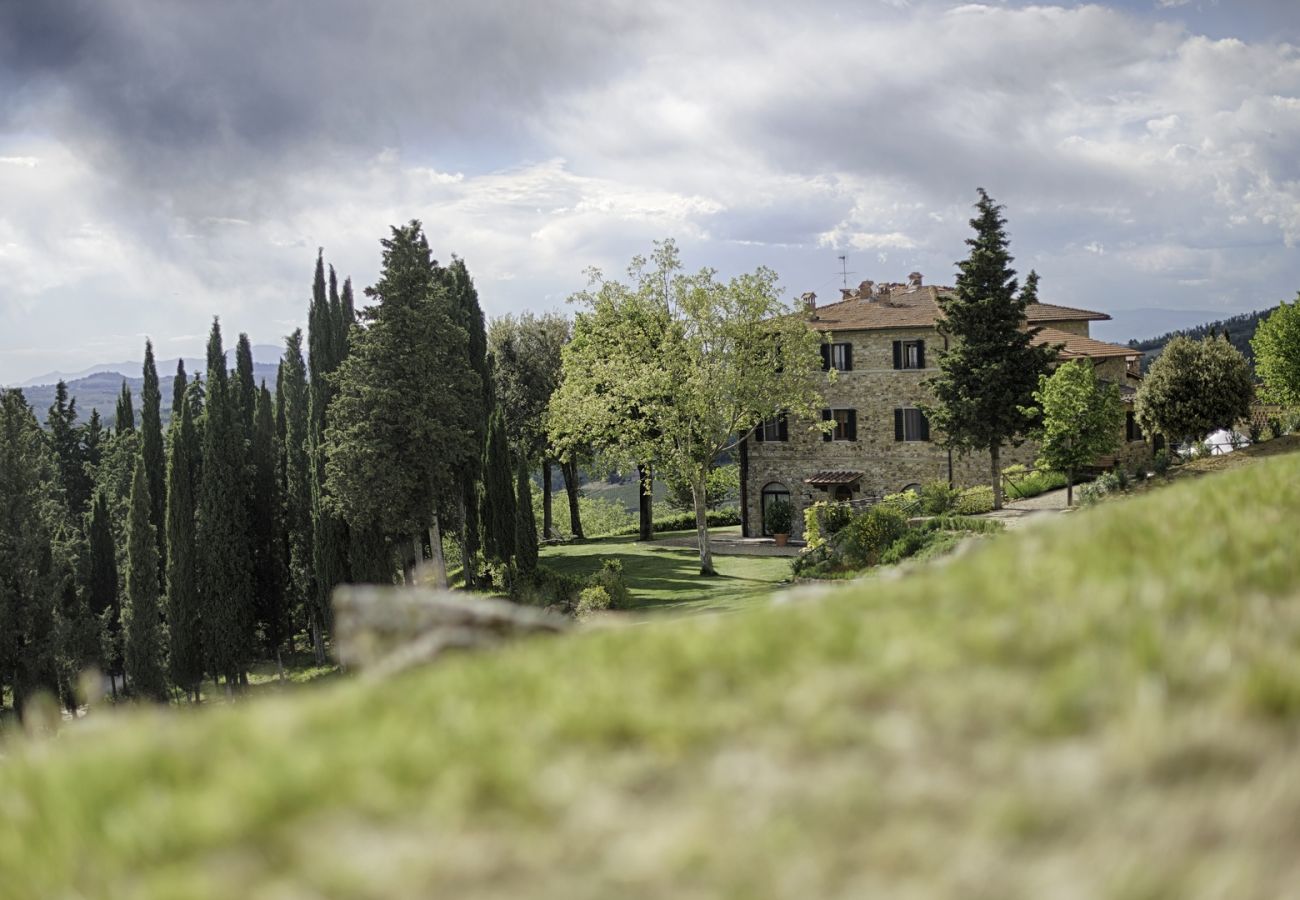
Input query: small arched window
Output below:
<box><xmin>760</xmin><ymin>482</ymin><xmax>791</xmax><ymax>537</ymax></box>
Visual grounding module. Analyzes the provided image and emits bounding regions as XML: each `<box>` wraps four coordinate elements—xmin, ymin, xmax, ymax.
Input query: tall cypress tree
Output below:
<box><xmin>140</xmin><ymin>339</ymin><xmax>167</xmax><ymax>582</ymax></box>
<box><xmin>307</xmin><ymin>252</ymin><xmax>350</xmax><ymax>661</ymax></box>
<box><xmin>115</xmin><ymin>381</ymin><xmax>135</xmax><ymax>433</ymax></box>
<box><xmin>123</xmin><ymin>454</ymin><xmax>166</xmax><ymax>701</ymax></box>
<box><xmin>233</xmin><ymin>333</ymin><xmax>257</xmax><ymax>441</ymax></box>
<box><xmin>86</xmin><ymin>490</ymin><xmax>120</xmax><ymax>686</ymax></box>
<box><xmin>481</xmin><ymin>408</ymin><xmax>516</xmax><ymax>566</ymax></box>
<box><xmin>927</xmin><ymin>189</ymin><xmax>1057</xmax><ymax>510</ymax></box>
<box><xmin>280</xmin><ymin>330</ymin><xmax>314</xmax><ymax>636</ymax></box>
<box><xmin>195</xmin><ymin>319</ymin><xmax>254</xmax><ymax>688</ymax></box>
<box><xmin>166</xmin><ymin>386</ymin><xmax>202</xmax><ymax>701</ymax></box>
<box><xmin>515</xmin><ymin>455</ymin><xmax>538</xmax><ymax>575</ymax></box>
<box><xmin>251</xmin><ymin>383</ymin><xmax>287</xmax><ymax>657</ymax></box>
<box><xmin>172</xmin><ymin>360</ymin><xmax>188</xmax><ymax>422</ymax></box>
<box><xmin>444</xmin><ymin>258</ymin><xmax>490</xmax><ymax>587</ymax></box>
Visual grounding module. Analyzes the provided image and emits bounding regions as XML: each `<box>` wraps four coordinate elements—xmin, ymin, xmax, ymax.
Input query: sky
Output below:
<box><xmin>1</xmin><ymin>0</ymin><xmax>1299</xmax><ymax>384</ymax></box>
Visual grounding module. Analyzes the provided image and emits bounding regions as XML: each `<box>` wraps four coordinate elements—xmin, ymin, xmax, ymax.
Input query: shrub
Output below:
<box><xmin>604</xmin><ymin>507</ymin><xmax>743</xmax><ymax>538</ymax></box>
<box><xmin>1248</xmin><ymin>421</ymin><xmax>1263</xmax><ymax>443</ymax></box>
<box><xmin>575</xmin><ymin>586</ymin><xmax>611</xmax><ymax>619</ymax></box>
<box><xmin>954</xmin><ymin>485</ymin><xmax>994</xmax><ymax>515</ymax></box>
<box><xmin>765</xmin><ymin>499</ymin><xmax>794</xmax><ymax>535</ymax></box>
<box><xmin>879</xmin><ymin>529</ymin><xmax>930</xmax><ymax>565</ymax></box>
<box><xmin>1113</xmin><ymin>468</ymin><xmax>1130</xmax><ymax>491</ymax></box>
<box><xmin>919</xmin><ymin>480</ymin><xmax>960</xmax><ymax>515</ymax></box>
<box><xmin>589</xmin><ymin>559</ymin><xmax>631</xmax><ymax>610</ymax></box>
<box><xmin>1152</xmin><ymin>449</ymin><xmax>1172</xmax><ymax>476</ymax></box>
<box><xmin>1077</xmin><ymin>481</ymin><xmax>1107</xmax><ymax>506</ymax></box>
<box><xmin>839</xmin><ymin>505</ymin><xmax>908</xmax><ymax>568</ymax></box>
<box><xmin>881</xmin><ymin>489</ymin><xmax>922</xmax><ymax>516</ymax></box>
<box><xmin>575</xmin><ymin>495</ymin><xmax>637</xmax><ymax>539</ymax></box>
<box><xmin>511</xmin><ymin>565</ymin><xmax>587</xmax><ymax>608</ymax></box>
<box><xmin>1267</xmin><ymin>416</ymin><xmax>1284</xmax><ymax>439</ymax></box>
<box><xmin>1003</xmin><ymin>469</ymin><xmax>1069</xmax><ymax>500</ymax></box>
<box><xmin>803</xmin><ymin>502</ymin><xmax>851</xmax><ymax>553</ymax></box>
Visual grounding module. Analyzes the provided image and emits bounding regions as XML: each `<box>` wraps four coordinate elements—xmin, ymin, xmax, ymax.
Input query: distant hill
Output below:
<box><xmin>14</xmin><ymin>344</ymin><xmax>283</xmax><ymax>389</ymax></box>
<box><xmin>21</xmin><ymin>361</ymin><xmax>280</xmax><ymax>430</ymax></box>
<box><xmin>1126</xmin><ymin>306</ymin><xmax>1276</xmax><ymax>372</ymax></box>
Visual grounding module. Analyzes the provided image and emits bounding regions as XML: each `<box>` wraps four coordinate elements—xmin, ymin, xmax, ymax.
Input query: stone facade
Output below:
<box><xmin>741</xmin><ymin>316</ymin><xmax>1151</xmax><ymax>538</ymax></box>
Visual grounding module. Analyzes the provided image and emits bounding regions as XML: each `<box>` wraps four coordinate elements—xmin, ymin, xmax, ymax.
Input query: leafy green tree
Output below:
<box><xmin>549</xmin><ymin>239</ymin><xmax>824</xmax><ymax>575</ymax></box>
<box><xmin>165</xmin><ymin>385</ymin><xmax>203</xmax><ymax>701</ymax></box>
<box><xmin>251</xmin><ymin>383</ymin><xmax>287</xmax><ymax>656</ymax></box>
<box><xmin>1252</xmin><ymin>296</ymin><xmax>1300</xmax><ymax>408</ymax></box>
<box><xmin>481</xmin><ymin>408</ymin><xmax>517</xmax><ymax>567</ymax></box>
<box><xmin>0</xmin><ymin>390</ymin><xmax>63</xmax><ymax>715</ymax></box>
<box><xmin>1025</xmin><ymin>360</ymin><xmax>1123</xmax><ymax>505</ymax></box>
<box><xmin>323</xmin><ymin>222</ymin><xmax>480</xmax><ymax>585</ymax></box>
<box><xmin>926</xmin><ymin>190</ymin><xmax>1057</xmax><ymax>510</ymax></box>
<box><xmin>140</xmin><ymin>339</ymin><xmax>167</xmax><ymax>582</ymax></box>
<box><xmin>515</xmin><ymin>454</ymin><xmax>539</xmax><ymax>575</ymax></box>
<box><xmin>196</xmin><ymin>319</ymin><xmax>255</xmax><ymax>689</ymax></box>
<box><xmin>123</xmin><ymin>455</ymin><xmax>166</xmax><ymax>700</ymax></box>
<box><xmin>279</xmin><ymin>331</ymin><xmax>315</xmax><ymax>639</ymax></box>
<box><xmin>489</xmin><ymin>312</ymin><xmax>571</xmax><ymax>536</ymax></box>
<box><xmin>114</xmin><ymin>381</ymin><xmax>136</xmax><ymax>433</ymax></box>
<box><xmin>1135</xmin><ymin>335</ymin><xmax>1255</xmax><ymax>445</ymax></box>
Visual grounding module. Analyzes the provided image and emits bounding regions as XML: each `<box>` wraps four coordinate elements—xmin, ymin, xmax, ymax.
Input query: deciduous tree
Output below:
<box><xmin>1135</xmin><ymin>335</ymin><xmax>1254</xmax><ymax>445</ymax></box>
<box><xmin>1252</xmin><ymin>296</ymin><xmax>1300</xmax><ymax>408</ymax></box>
<box><xmin>1025</xmin><ymin>359</ymin><xmax>1123</xmax><ymax>505</ymax></box>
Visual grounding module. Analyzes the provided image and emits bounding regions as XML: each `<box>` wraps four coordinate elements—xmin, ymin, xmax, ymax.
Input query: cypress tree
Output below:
<box><xmin>251</xmin><ymin>383</ymin><xmax>287</xmax><ymax>656</ymax></box>
<box><xmin>280</xmin><ymin>331</ymin><xmax>314</xmax><ymax>633</ymax></box>
<box><xmin>166</xmin><ymin>386</ymin><xmax>203</xmax><ymax>701</ymax></box>
<box><xmin>195</xmin><ymin>319</ymin><xmax>254</xmax><ymax>688</ymax></box>
<box><xmin>481</xmin><ymin>407</ymin><xmax>516</xmax><ymax>566</ymax></box>
<box><xmin>927</xmin><ymin>189</ymin><xmax>1057</xmax><ymax>510</ymax></box>
<box><xmin>444</xmin><ymin>257</ymin><xmax>490</xmax><ymax>588</ymax></box>
<box><xmin>140</xmin><ymin>339</ymin><xmax>167</xmax><ymax>582</ymax></box>
<box><xmin>83</xmin><ymin>409</ymin><xmax>104</xmax><ymax>478</ymax></box>
<box><xmin>515</xmin><ymin>455</ymin><xmax>538</xmax><ymax>575</ymax></box>
<box><xmin>123</xmin><ymin>454</ymin><xmax>166</xmax><ymax>700</ymax></box>
<box><xmin>115</xmin><ymin>381</ymin><xmax>135</xmax><ymax>433</ymax></box>
<box><xmin>86</xmin><ymin>490</ymin><xmax>120</xmax><ymax>686</ymax></box>
<box><xmin>307</xmin><ymin>251</ymin><xmax>350</xmax><ymax>661</ymax></box>
<box><xmin>172</xmin><ymin>360</ymin><xmax>188</xmax><ymax>421</ymax></box>
<box><xmin>46</xmin><ymin>381</ymin><xmax>94</xmax><ymax>524</ymax></box>
<box><xmin>233</xmin><ymin>333</ymin><xmax>257</xmax><ymax>441</ymax></box>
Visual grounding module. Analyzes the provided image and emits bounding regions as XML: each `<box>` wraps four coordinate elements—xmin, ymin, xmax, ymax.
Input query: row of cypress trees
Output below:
<box><xmin>1</xmin><ymin>229</ymin><xmax>546</xmax><ymax>715</ymax></box>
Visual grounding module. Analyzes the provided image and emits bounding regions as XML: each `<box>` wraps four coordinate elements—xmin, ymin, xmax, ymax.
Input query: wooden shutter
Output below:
<box><xmin>754</xmin><ymin>420</ymin><xmax>765</xmax><ymax>443</ymax></box>
<box><xmin>892</xmin><ymin>341</ymin><xmax>902</xmax><ymax>370</ymax></box>
<box><xmin>894</xmin><ymin>408</ymin><xmax>904</xmax><ymax>441</ymax></box>
<box><xmin>820</xmin><ymin>344</ymin><xmax>830</xmax><ymax>371</ymax></box>
<box><xmin>919</xmin><ymin>410</ymin><xmax>930</xmax><ymax>441</ymax></box>
<box><xmin>842</xmin><ymin>343</ymin><xmax>853</xmax><ymax>372</ymax></box>
<box><xmin>847</xmin><ymin>409</ymin><xmax>857</xmax><ymax>441</ymax></box>
<box><xmin>916</xmin><ymin>341</ymin><xmax>926</xmax><ymax>369</ymax></box>
<box><xmin>822</xmin><ymin>409</ymin><xmax>832</xmax><ymax>441</ymax></box>
<box><xmin>778</xmin><ymin>414</ymin><xmax>789</xmax><ymax>442</ymax></box>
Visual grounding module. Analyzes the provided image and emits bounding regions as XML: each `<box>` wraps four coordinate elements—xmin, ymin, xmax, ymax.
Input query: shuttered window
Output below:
<box><xmin>754</xmin><ymin>414</ymin><xmax>789</xmax><ymax>442</ymax></box>
<box><xmin>821</xmin><ymin>408</ymin><xmax>857</xmax><ymax>441</ymax></box>
<box><xmin>893</xmin><ymin>407</ymin><xmax>930</xmax><ymax>442</ymax></box>
<box><xmin>822</xmin><ymin>342</ymin><xmax>853</xmax><ymax>372</ymax></box>
<box><xmin>892</xmin><ymin>339</ymin><xmax>926</xmax><ymax>370</ymax></box>
<box><xmin>1126</xmin><ymin>411</ymin><xmax>1143</xmax><ymax>442</ymax></box>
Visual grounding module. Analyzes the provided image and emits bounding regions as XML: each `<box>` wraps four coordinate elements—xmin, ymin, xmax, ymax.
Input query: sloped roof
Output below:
<box><xmin>1032</xmin><ymin>327</ymin><xmax>1136</xmax><ymax>359</ymax></box>
<box><xmin>804</xmin><ymin>471</ymin><xmax>864</xmax><ymax>486</ymax></box>
<box><xmin>806</xmin><ymin>285</ymin><xmax>1111</xmax><ymax>333</ymax></box>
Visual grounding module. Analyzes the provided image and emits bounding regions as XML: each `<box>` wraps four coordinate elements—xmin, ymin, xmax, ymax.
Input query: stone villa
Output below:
<box><xmin>739</xmin><ymin>274</ymin><xmax>1148</xmax><ymax>538</ymax></box>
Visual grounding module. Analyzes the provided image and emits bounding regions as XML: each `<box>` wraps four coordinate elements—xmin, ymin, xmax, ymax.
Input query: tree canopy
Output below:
<box><xmin>1026</xmin><ymin>359</ymin><xmax>1123</xmax><ymax>505</ymax></box>
<box><xmin>1135</xmin><ymin>335</ymin><xmax>1254</xmax><ymax>445</ymax></box>
<box><xmin>1251</xmin><ymin>296</ymin><xmax>1300</xmax><ymax>408</ymax></box>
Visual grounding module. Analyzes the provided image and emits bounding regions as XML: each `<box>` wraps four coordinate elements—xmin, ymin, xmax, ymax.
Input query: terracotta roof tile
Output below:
<box><xmin>806</xmin><ymin>286</ymin><xmax>1111</xmax><ymax>332</ymax></box>
<box><xmin>1032</xmin><ymin>327</ymin><xmax>1136</xmax><ymax>359</ymax></box>
<box><xmin>804</xmin><ymin>470</ymin><xmax>865</xmax><ymax>486</ymax></box>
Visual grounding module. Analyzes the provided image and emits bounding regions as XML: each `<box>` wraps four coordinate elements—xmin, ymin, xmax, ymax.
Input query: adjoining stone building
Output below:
<box><xmin>739</xmin><ymin>275</ymin><xmax>1149</xmax><ymax>538</ymax></box>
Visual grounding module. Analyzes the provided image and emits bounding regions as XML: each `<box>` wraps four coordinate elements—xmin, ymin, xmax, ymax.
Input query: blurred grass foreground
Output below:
<box><xmin>4</xmin><ymin>450</ymin><xmax>1300</xmax><ymax>898</ymax></box>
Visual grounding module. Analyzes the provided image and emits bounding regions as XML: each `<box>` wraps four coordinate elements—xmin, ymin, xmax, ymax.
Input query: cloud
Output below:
<box><xmin>1</xmin><ymin>0</ymin><xmax>1299</xmax><ymax>381</ymax></box>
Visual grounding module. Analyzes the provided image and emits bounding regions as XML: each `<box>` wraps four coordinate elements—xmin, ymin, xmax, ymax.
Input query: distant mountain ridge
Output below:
<box><xmin>19</xmin><ymin>354</ymin><xmax>281</xmax><ymax>430</ymax></box>
<box><xmin>13</xmin><ymin>344</ymin><xmax>284</xmax><ymax>389</ymax></box>
<box><xmin>1125</xmin><ymin>306</ymin><xmax>1276</xmax><ymax>372</ymax></box>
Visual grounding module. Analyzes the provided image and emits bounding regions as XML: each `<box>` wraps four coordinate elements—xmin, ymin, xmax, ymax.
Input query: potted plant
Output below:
<box><xmin>765</xmin><ymin>499</ymin><xmax>794</xmax><ymax>546</ymax></box>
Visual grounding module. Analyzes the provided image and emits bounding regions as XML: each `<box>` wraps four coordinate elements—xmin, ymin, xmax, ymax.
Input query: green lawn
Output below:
<box><xmin>5</xmin><ymin>446</ymin><xmax>1300</xmax><ymax>898</ymax></box>
<box><xmin>540</xmin><ymin>526</ymin><xmax>793</xmax><ymax>612</ymax></box>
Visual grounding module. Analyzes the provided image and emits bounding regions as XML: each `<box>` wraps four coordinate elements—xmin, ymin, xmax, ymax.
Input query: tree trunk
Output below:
<box><xmin>692</xmin><ymin>471</ymin><xmax>715</xmax><ymax>576</ymax></box>
<box><xmin>562</xmin><ymin>458</ymin><xmax>584</xmax><ymax>539</ymax></box>
<box><xmin>638</xmin><ymin>463</ymin><xmax>653</xmax><ymax>541</ymax></box>
<box><xmin>458</xmin><ymin>492</ymin><xmax>475</xmax><ymax>590</ymax></box>
<box><xmin>428</xmin><ymin>518</ymin><xmax>449</xmax><ymax>590</ymax></box>
<box><xmin>990</xmin><ymin>444</ymin><xmax>1003</xmax><ymax>511</ymax></box>
<box><xmin>1067</xmin><ymin>469</ymin><xmax>1074</xmax><ymax>507</ymax></box>
<box><xmin>310</xmin><ymin>613</ymin><xmax>326</xmax><ymax>666</ymax></box>
<box><xmin>542</xmin><ymin>458</ymin><xmax>553</xmax><ymax>540</ymax></box>
<box><xmin>406</xmin><ymin>535</ymin><xmax>422</xmax><ymax>585</ymax></box>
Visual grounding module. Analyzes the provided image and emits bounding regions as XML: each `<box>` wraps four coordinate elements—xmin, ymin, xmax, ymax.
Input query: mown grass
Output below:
<box><xmin>539</xmin><ymin>527</ymin><xmax>792</xmax><ymax>612</ymax></box>
<box><xmin>4</xmin><ymin>448</ymin><xmax>1300</xmax><ymax>898</ymax></box>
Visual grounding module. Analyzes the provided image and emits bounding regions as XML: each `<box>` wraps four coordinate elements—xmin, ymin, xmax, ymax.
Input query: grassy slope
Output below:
<box><xmin>540</xmin><ymin>527</ymin><xmax>792</xmax><ymax>612</ymax></box>
<box><xmin>5</xmin><ymin>452</ymin><xmax>1300</xmax><ymax>897</ymax></box>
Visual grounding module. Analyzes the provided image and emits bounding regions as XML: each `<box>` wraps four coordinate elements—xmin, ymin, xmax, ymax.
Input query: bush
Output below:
<box><xmin>880</xmin><ymin>489</ymin><xmax>921</xmax><ymax>516</ymax></box>
<box><xmin>1003</xmin><ymin>468</ymin><xmax>1069</xmax><ymax>500</ymax></box>
<box><xmin>575</xmin><ymin>495</ymin><xmax>637</xmax><ymax>539</ymax></box>
<box><xmin>954</xmin><ymin>485</ymin><xmax>994</xmax><ymax>515</ymax></box>
<box><xmin>603</xmin><ymin>507</ymin><xmax>743</xmax><ymax>538</ymax></box>
<box><xmin>1267</xmin><ymin>416</ymin><xmax>1284</xmax><ymax>439</ymax></box>
<box><xmin>1248</xmin><ymin>421</ymin><xmax>1263</xmax><ymax>443</ymax></box>
<box><xmin>1113</xmin><ymin>468</ymin><xmax>1130</xmax><ymax>491</ymax></box>
<box><xmin>588</xmin><ymin>559</ymin><xmax>631</xmax><ymax>610</ymax></box>
<box><xmin>919</xmin><ymin>480</ymin><xmax>960</xmax><ymax>515</ymax></box>
<box><xmin>764</xmin><ymin>499</ymin><xmax>794</xmax><ymax>535</ymax></box>
<box><xmin>879</xmin><ymin>529</ymin><xmax>930</xmax><ymax>565</ymax></box>
<box><xmin>575</xmin><ymin>586</ymin><xmax>611</xmax><ymax>619</ymax></box>
<box><xmin>1152</xmin><ymin>449</ymin><xmax>1172</xmax><ymax>476</ymax></box>
<box><xmin>803</xmin><ymin>502</ymin><xmax>851</xmax><ymax>553</ymax></box>
<box><xmin>839</xmin><ymin>505</ymin><xmax>908</xmax><ymax>568</ymax></box>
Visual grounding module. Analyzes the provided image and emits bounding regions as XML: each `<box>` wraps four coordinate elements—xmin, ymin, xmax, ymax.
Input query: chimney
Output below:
<box><xmin>877</xmin><ymin>282</ymin><xmax>891</xmax><ymax>299</ymax></box>
<box><xmin>800</xmin><ymin>291</ymin><xmax>818</xmax><ymax>318</ymax></box>
<box><xmin>908</xmin><ymin>272</ymin><xmax>923</xmax><ymax>290</ymax></box>
<box><xmin>857</xmin><ymin>280</ymin><xmax>875</xmax><ymax>300</ymax></box>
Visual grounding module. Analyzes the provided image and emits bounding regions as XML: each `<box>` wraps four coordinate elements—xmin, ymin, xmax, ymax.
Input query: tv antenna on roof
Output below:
<box><xmin>837</xmin><ymin>255</ymin><xmax>855</xmax><ymax>289</ymax></box>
